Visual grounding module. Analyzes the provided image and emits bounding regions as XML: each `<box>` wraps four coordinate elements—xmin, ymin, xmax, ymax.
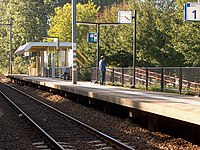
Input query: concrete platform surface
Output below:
<box><xmin>7</xmin><ymin>74</ymin><xmax>200</xmax><ymax>125</ymax></box>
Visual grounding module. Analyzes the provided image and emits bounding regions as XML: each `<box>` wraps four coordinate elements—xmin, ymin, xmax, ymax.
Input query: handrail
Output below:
<box><xmin>93</xmin><ymin>67</ymin><xmax>200</xmax><ymax>92</ymax></box>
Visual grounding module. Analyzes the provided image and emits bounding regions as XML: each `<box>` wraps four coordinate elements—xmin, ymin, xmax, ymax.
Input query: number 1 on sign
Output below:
<box><xmin>193</xmin><ymin>10</ymin><xmax>197</xmax><ymax>19</ymax></box>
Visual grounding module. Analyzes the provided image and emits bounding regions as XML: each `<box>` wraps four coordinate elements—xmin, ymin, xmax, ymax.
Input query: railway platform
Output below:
<box><xmin>7</xmin><ymin>74</ymin><xmax>200</xmax><ymax>128</ymax></box>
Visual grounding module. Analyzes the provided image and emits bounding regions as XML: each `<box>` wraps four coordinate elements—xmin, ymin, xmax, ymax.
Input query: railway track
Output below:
<box><xmin>0</xmin><ymin>82</ymin><xmax>135</xmax><ymax>150</ymax></box>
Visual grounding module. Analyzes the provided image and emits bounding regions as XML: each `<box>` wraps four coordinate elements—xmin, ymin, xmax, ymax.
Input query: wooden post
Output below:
<box><xmin>179</xmin><ymin>67</ymin><xmax>182</xmax><ymax>94</ymax></box>
<box><xmin>122</xmin><ymin>67</ymin><xmax>124</xmax><ymax>86</ymax></box>
<box><xmin>112</xmin><ymin>68</ymin><xmax>114</xmax><ymax>85</ymax></box>
<box><xmin>146</xmin><ymin>67</ymin><xmax>148</xmax><ymax>90</ymax></box>
<box><xmin>161</xmin><ymin>67</ymin><xmax>164</xmax><ymax>92</ymax></box>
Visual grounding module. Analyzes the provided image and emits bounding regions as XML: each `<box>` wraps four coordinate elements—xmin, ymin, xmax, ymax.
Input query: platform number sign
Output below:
<box><xmin>184</xmin><ymin>2</ymin><xmax>200</xmax><ymax>21</ymax></box>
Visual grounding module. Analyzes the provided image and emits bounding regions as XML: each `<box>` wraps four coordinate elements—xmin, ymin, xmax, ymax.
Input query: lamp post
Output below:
<box><xmin>9</xmin><ymin>18</ymin><xmax>12</xmax><ymax>74</ymax></box>
<box><xmin>132</xmin><ymin>10</ymin><xmax>137</xmax><ymax>87</ymax></box>
<box><xmin>72</xmin><ymin>0</ymin><xmax>77</xmax><ymax>84</ymax></box>
<box><xmin>0</xmin><ymin>17</ymin><xmax>12</xmax><ymax>74</ymax></box>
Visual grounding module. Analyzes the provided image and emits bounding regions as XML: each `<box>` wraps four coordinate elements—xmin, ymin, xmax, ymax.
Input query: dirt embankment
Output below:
<box><xmin>0</xmin><ymin>74</ymin><xmax>9</xmax><ymax>82</ymax></box>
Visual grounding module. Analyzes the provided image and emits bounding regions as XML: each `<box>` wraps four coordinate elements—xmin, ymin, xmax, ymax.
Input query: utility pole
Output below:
<box><xmin>9</xmin><ymin>17</ymin><xmax>12</xmax><ymax>74</ymax></box>
<box><xmin>96</xmin><ymin>24</ymin><xmax>100</xmax><ymax>83</ymax></box>
<box><xmin>72</xmin><ymin>0</ymin><xmax>77</xmax><ymax>84</ymax></box>
<box><xmin>0</xmin><ymin>17</ymin><xmax>12</xmax><ymax>74</ymax></box>
<box><xmin>132</xmin><ymin>10</ymin><xmax>136</xmax><ymax>87</ymax></box>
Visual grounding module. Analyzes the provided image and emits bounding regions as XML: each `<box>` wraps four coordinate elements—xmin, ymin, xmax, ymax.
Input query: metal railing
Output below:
<box><xmin>41</xmin><ymin>66</ymin><xmax>200</xmax><ymax>94</ymax></box>
<box><xmin>91</xmin><ymin>67</ymin><xmax>200</xmax><ymax>94</ymax></box>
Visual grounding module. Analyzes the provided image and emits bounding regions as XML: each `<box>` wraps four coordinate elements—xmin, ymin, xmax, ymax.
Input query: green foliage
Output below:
<box><xmin>171</xmin><ymin>0</ymin><xmax>200</xmax><ymax>66</ymax></box>
<box><xmin>48</xmin><ymin>1</ymin><xmax>100</xmax><ymax>68</ymax></box>
<box><xmin>101</xmin><ymin>0</ymin><xmax>197</xmax><ymax>68</ymax></box>
<box><xmin>78</xmin><ymin>65</ymin><xmax>91</xmax><ymax>81</ymax></box>
<box><xmin>13</xmin><ymin>56</ymin><xmax>27</xmax><ymax>74</ymax></box>
<box><xmin>1</xmin><ymin>0</ymin><xmax>200</xmax><ymax>74</ymax></box>
<box><xmin>90</xmin><ymin>0</ymin><xmax>124</xmax><ymax>9</ymax></box>
<box><xmin>48</xmin><ymin>1</ymin><xmax>100</xmax><ymax>41</ymax></box>
<box><xmin>135</xmin><ymin>0</ymin><xmax>184</xmax><ymax>67</ymax></box>
<box><xmin>97</xmin><ymin>3</ymin><xmax>132</xmax><ymax>67</ymax></box>
<box><xmin>0</xmin><ymin>0</ymin><xmax>57</xmax><ymax>73</ymax></box>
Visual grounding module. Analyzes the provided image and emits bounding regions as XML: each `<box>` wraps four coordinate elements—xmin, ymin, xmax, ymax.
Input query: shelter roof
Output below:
<box><xmin>15</xmin><ymin>42</ymin><xmax>72</xmax><ymax>54</ymax></box>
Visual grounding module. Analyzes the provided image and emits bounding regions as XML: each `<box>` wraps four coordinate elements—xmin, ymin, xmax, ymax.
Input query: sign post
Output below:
<box><xmin>132</xmin><ymin>10</ymin><xmax>136</xmax><ymax>88</ymax></box>
<box><xmin>9</xmin><ymin>18</ymin><xmax>12</xmax><ymax>74</ymax></box>
<box><xmin>0</xmin><ymin>17</ymin><xmax>12</xmax><ymax>74</ymax></box>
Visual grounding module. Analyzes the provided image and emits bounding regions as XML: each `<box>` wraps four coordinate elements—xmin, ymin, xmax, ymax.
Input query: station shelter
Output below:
<box><xmin>15</xmin><ymin>42</ymin><xmax>72</xmax><ymax>77</ymax></box>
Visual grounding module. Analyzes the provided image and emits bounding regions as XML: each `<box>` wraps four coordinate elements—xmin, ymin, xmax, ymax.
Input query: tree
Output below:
<box><xmin>96</xmin><ymin>0</ymin><xmax>186</xmax><ymax>67</ymax></box>
<box><xmin>96</xmin><ymin>3</ymin><xmax>133</xmax><ymax>67</ymax></box>
<box><xmin>48</xmin><ymin>1</ymin><xmax>100</xmax><ymax>68</ymax></box>
<box><xmin>136</xmin><ymin>0</ymin><xmax>184</xmax><ymax>67</ymax></box>
<box><xmin>0</xmin><ymin>0</ymin><xmax>57</xmax><ymax>73</ymax></box>
<box><xmin>0</xmin><ymin>0</ymin><xmax>12</xmax><ymax>72</ymax></box>
<box><xmin>171</xmin><ymin>0</ymin><xmax>200</xmax><ymax>66</ymax></box>
<box><xmin>1</xmin><ymin>0</ymin><xmax>200</xmax><ymax>74</ymax></box>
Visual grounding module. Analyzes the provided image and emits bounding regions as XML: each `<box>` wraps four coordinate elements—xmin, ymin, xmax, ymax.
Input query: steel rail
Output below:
<box><xmin>3</xmin><ymin>82</ymin><xmax>135</xmax><ymax>150</ymax></box>
<box><xmin>0</xmin><ymin>90</ymin><xmax>65</xmax><ymax>150</ymax></box>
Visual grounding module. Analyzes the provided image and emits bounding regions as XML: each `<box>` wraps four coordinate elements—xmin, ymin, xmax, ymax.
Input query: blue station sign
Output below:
<box><xmin>88</xmin><ymin>33</ymin><xmax>98</xmax><ymax>43</ymax></box>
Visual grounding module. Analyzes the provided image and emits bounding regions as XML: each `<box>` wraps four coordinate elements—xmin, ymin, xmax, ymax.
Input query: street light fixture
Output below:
<box><xmin>72</xmin><ymin>0</ymin><xmax>77</xmax><ymax>84</ymax></box>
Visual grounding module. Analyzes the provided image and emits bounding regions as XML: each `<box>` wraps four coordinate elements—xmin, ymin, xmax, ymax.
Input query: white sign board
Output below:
<box><xmin>118</xmin><ymin>11</ymin><xmax>132</xmax><ymax>24</ymax></box>
<box><xmin>184</xmin><ymin>2</ymin><xmax>200</xmax><ymax>21</ymax></box>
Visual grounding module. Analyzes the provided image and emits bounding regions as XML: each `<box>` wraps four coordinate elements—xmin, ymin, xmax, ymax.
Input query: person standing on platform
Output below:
<box><xmin>99</xmin><ymin>56</ymin><xmax>106</xmax><ymax>85</ymax></box>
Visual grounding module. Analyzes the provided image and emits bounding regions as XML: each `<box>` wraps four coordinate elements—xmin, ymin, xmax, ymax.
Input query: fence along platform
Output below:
<box><xmin>7</xmin><ymin>74</ymin><xmax>200</xmax><ymax>126</ymax></box>
<box><xmin>91</xmin><ymin>67</ymin><xmax>200</xmax><ymax>94</ymax></box>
